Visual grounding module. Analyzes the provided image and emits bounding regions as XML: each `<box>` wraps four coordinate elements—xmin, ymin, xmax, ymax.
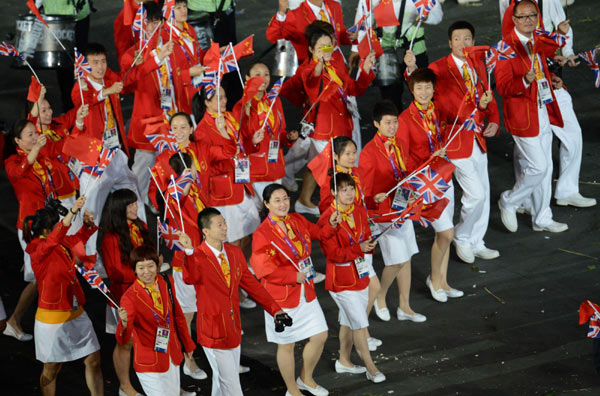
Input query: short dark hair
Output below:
<box><xmin>197</xmin><ymin>207</ymin><xmax>222</xmax><ymax>232</ymax></box>
<box><xmin>129</xmin><ymin>245</ymin><xmax>160</xmax><ymax>270</ymax></box>
<box><xmin>513</xmin><ymin>0</ymin><xmax>537</xmax><ymax>15</ymax></box>
<box><xmin>169</xmin><ymin>152</ymin><xmax>192</xmax><ymax>175</ymax></box>
<box><xmin>263</xmin><ymin>183</ymin><xmax>290</xmax><ymax>206</ymax></box>
<box><xmin>305</xmin><ymin>21</ymin><xmax>334</xmax><ymax>57</ymax></box>
<box><xmin>85</xmin><ymin>42</ymin><xmax>107</xmax><ymax>57</ymax></box>
<box><xmin>330</xmin><ymin>172</ymin><xmax>355</xmax><ymax>192</ymax></box>
<box><xmin>245</xmin><ymin>61</ymin><xmax>269</xmax><ymax>77</ymax></box>
<box><xmin>447</xmin><ymin>21</ymin><xmax>475</xmax><ymax>39</ymax></box>
<box><xmin>372</xmin><ymin>100</ymin><xmax>398</xmax><ymax>123</ymax></box>
<box><xmin>175</xmin><ymin>0</ymin><xmax>187</xmax><ymax>4</ymax></box>
<box><xmin>144</xmin><ymin>1</ymin><xmax>163</xmax><ymax>22</ymax></box>
<box><xmin>408</xmin><ymin>68</ymin><xmax>436</xmax><ymax>91</ymax></box>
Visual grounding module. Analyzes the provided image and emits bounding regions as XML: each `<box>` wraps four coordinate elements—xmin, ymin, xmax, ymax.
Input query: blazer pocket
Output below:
<box><xmin>249</xmin><ymin>153</ymin><xmax>268</xmax><ymax>178</ymax></box>
<box><xmin>332</xmin><ymin>265</ymin><xmax>357</xmax><ymax>288</ymax></box>
<box><xmin>209</xmin><ymin>174</ymin><xmax>233</xmax><ymax>200</ymax></box>
<box><xmin>40</xmin><ymin>280</ymin><xmax>62</xmax><ymax>305</ymax></box>
<box><xmin>201</xmin><ymin>313</ymin><xmax>228</xmax><ymax>341</ymax></box>
<box><xmin>268</xmin><ymin>284</ymin><xmax>289</xmax><ymax>303</ymax></box>
<box><xmin>505</xmin><ymin>99</ymin><xmax>531</xmax><ymax>132</ymax></box>
<box><xmin>134</xmin><ymin>344</ymin><xmax>158</xmax><ymax>367</ymax></box>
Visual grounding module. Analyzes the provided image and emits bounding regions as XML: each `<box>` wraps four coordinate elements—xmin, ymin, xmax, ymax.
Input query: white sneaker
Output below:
<box><xmin>2</xmin><ymin>323</ymin><xmax>32</xmax><ymax>342</ymax></box>
<box><xmin>313</xmin><ymin>271</ymin><xmax>326</xmax><ymax>284</ymax></box>
<box><xmin>294</xmin><ymin>201</ymin><xmax>320</xmax><ymax>216</ymax></box>
<box><xmin>367</xmin><ymin>337</ymin><xmax>382</xmax><ymax>350</ymax></box>
<box><xmin>397</xmin><ymin>308</ymin><xmax>427</xmax><ymax>322</ymax></box>
<box><xmin>498</xmin><ymin>200</ymin><xmax>518</xmax><ymax>232</ymax></box>
<box><xmin>426</xmin><ymin>275</ymin><xmax>448</xmax><ymax>303</ymax></box>
<box><xmin>181</xmin><ymin>392</ymin><xmax>196</xmax><ymax>396</ymax></box>
<box><xmin>556</xmin><ymin>193</ymin><xmax>597</xmax><ymax>208</ymax></box>
<box><xmin>533</xmin><ymin>221</ymin><xmax>568</xmax><ymax>233</ymax></box>
<box><xmin>473</xmin><ymin>247</ymin><xmax>500</xmax><ymax>260</ymax></box>
<box><xmin>335</xmin><ymin>360</ymin><xmax>366</xmax><ymax>374</ymax></box>
<box><xmin>560</xmin><ymin>0</ymin><xmax>575</xmax><ymax>6</ymax></box>
<box><xmin>366</xmin><ymin>371</ymin><xmax>386</xmax><ymax>383</ymax></box>
<box><xmin>444</xmin><ymin>287</ymin><xmax>464</xmax><ymax>298</ymax></box>
<box><xmin>296</xmin><ymin>377</ymin><xmax>329</xmax><ymax>396</ymax></box>
<box><xmin>454</xmin><ymin>242</ymin><xmax>475</xmax><ymax>264</ymax></box>
<box><xmin>239</xmin><ymin>365</ymin><xmax>250</xmax><ymax>374</ymax></box>
<box><xmin>373</xmin><ymin>300</ymin><xmax>391</xmax><ymax>322</ymax></box>
<box><xmin>516</xmin><ymin>206</ymin><xmax>531</xmax><ymax>215</ymax></box>
<box><xmin>239</xmin><ymin>298</ymin><xmax>257</xmax><ymax>309</ymax></box>
<box><xmin>183</xmin><ymin>364</ymin><xmax>208</xmax><ymax>380</ymax></box>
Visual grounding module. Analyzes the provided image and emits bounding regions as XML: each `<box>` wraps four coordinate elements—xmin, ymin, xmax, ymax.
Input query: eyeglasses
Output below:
<box><xmin>514</xmin><ymin>13</ymin><xmax>538</xmax><ymax>21</ymax></box>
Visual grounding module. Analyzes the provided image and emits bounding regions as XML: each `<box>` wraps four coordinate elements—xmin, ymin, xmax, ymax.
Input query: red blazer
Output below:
<box><xmin>5</xmin><ymin>145</ymin><xmax>73</xmax><ymax>229</ymax></box>
<box><xmin>183</xmin><ymin>242</ymin><xmax>282</xmax><ymax>349</ymax></box>
<box><xmin>116</xmin><ymin>275</ymin><xmax>196</xmax><ymax>373</ymax></box>
<box><xmin>397</xmin><ymin>102</ymin><xmax>448</xmax><ymax>169</ymax></box>
<box><xmin>101</xmin><ymin>222</ymin><xmax>149</xmax><ymax>303</ymax></box>
<box><xmin>194</xmin><ymin>112</ymin><xmax>256</xmax><ymax>206</ymax></box>
<box><xmin>266</xmin><ymin>0</ymin><xmax>354</xmax><ymax>64</ymax></box>
<box><xmin>494</xmin><ymin>29</ymin><xmax>563</xmax><ymax>137</ymax></box>
<box><xmin>358</xmin><ymin>133</ymin><xmax>416</xmax><ymax>223</ymax></box>
<box><xmin>428</xmin><ymin>54</ymin><xmax>500</xmax><ymax>160</ymax></box>
<box><xmin>27</xmin><ymin>222</ymin><xmax>97</xmax><ymax>311</ymax></box>
<box><xmin>299</xmin><ymin>58</ymin><xmax>374</xmax><ymax>141</ymax></box>
<box><xmin>234</xmin><ymin>95</ymin><xmax>291</xmax><ymax>182</ymax></box>
<box><xmin>120</xmin><ymin>44</ymin><xmax>164</xmax><ymax>151</ymax></box>
<box><xmin>71</xmin><ymin>69</ymin><xmax>133</xmax><ymax>156</ymax></box>
<box><xmin>318</xmin><ymin>206</ymin><xmax>370</xmax><ymax>292</ymax></box>
<box><xmin>250</xmin><ymin>213</ymin><xmax>335</xmax><ymax>308</ymax></box>
<box><xmin>160</xmin><ymin>23</ymin><xmax>205</xmax><ymax>114</ymax></box>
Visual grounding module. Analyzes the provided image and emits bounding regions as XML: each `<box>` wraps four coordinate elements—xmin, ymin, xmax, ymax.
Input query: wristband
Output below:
<box><xmin>70</xmin><ymin>208</ymin><xmax>78</xmax><ymax>215</ymax></box>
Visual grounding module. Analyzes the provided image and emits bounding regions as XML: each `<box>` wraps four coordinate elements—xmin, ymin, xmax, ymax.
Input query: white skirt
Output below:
<box><xmin>215</xmin><ymin>192</ymin><xmax>261</xmax><ymax>242</ymax></box>
<box><xmin>105</xmin><ymin>305</ymin><xmax>118</xmax><ymax>334</ymax></box>
<box><xmin>173</xmin><ymin>269</ymin><xmax>197</xmax><ymax>313</ymax></box>
<box><xmin>264</xmin><ymin>285</ymin><xmax>328</xmax><ymax>344</ymax></box>
<box><xmin>137</xmin><ymin>359</ymin><xmax>181</xmax><ymax>396</ymax></box>
<box><xmin>431</xmin><ymin>180</ymin><xmax>455</xmax><ymax>233</ymax></box>
<box><xmin>35</xmin><ymin>310</ymin><xmax>100</xmax><ymax>363</ymax></box>
<box><xmin>329</xmin><ymin>288</ymin><xmax>369</xmax><ymax>330</ymax></box>
<box><xmin>377</xmin><ymin>220</ymin><xmax>419</xmax><ymax>266</ymax></box>
<box><xmin>364</xmin><ymin>253</ymin><xmax>376</xmax><ymax>278</ymax></box>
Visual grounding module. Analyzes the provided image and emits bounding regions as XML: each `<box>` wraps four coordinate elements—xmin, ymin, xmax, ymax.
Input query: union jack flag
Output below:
<box><xmin>267</xmin><ymin>77</ymin><xmax>283</xmax><ymax>102</ymax></box>
<box><xmin>74</xmin><ymin>48</ymin><xmax>91</xmax><ymax>78</ymax></box>
<box><xmin>221</xmin><ymin>44</ymin><xmax>238</xmax><ymax>73</ymax></box>
<box><xmin>76</xmin><ymin>265</ymin><xmax>110</xmax><ymax>294</ymax></box>
<box><xmin>588</xmin><ymin>313</ymin><xmax>600</xmax><ymax>338</ymax></box>
<box><xmin>534</xmin><ymin>28</ymin><xmax>567</xmax><ymax>48</ymax></box>
<box><xmin>417</xmin><ymin>197</ymin><xmax>449</xmax><ymax>227</ymax></box>
<box><xmin>168</xmin><ymin>170</ymin><xmax>194</xmax><ymax>201</ymax></box>
<box><xmin>347</xmin><ymin>15</ymin><xmax>368</xmax><ymax>34</ymax></box>
<box><xmin>162</xmin><ymin>0</ymin><xmax>175</xmax><ymax>21</ymax></box>
<box><xmin>145</xmin><ymin>131</ymin><xmax>179</xmax><ymax>153</ymax></box>
<box><xmin>412</xmin><ymin>0</ymin><xmax>437</xmax><ymax>22</ymax></box>
<box><xmin>486</xmin><ymin>39</ymin><xmax>516</xmax><ymax>74</ymax></box>
<box><xmin>0</xmin><ymin>41</ymin><xmax>20</xmax><ymax>57</ymax></box>
<box><xmin>83</xmin><ymin>147</ymin><xmax>116</xmax><ymax>177</ymax></box>
<box><xmin>461</xmin><ymin>108</ymin><xmax>482</xmax><ymax>134</ymax></box>
<box><xmin>132</xmin><ymin>5</ymin><xmax>146</xmax><ymax>38</ymax></box>
<box><xmin>157</xmin><ymin>221</ymin><xmax>184</xmax><ymax>251</ymax></box>
<box><xmin>407</xmin><ymin>166</ymin><xmax>449</xmax><ymax>205</ymax></box>
<box><xmin>578</xmin><ymin>49</ymin><xmax>599</xmax><ymax>88</ymax></box>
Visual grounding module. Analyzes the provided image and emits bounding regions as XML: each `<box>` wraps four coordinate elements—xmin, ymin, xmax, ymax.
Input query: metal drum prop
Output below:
<box><xmin>13</xmin><ymin>14</ymin><xmax>75</xmax><ymax>69</ymax></box>
<box><xmin>375</xmin><ymin>50</ymin><xmax>400</xmax><ymax>86</ymax></box>
<box><xmin>187</xmin><ymin>11</ymin><xmax>214</xmax><ymax>51</ymax></box>
<box><xmin>272</xmin><ymin>39</ymin><xmax>298</xmax><ymax>77</ymax></box>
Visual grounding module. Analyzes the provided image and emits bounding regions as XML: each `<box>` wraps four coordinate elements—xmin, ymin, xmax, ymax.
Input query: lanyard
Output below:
<box><xmin>376</xmin><ymin>133</ymin><xmax>406</xmax><ymax>180</ymax></box>
<box><xmin>268</xmin><ymin>215</ymin><xmax>309</xmax><ymax>260</ymax></box>
<box><xmin>414</xmin><ymin>103</ymin><xmax>442</xmax><ymax>154</ymax></box>
<box><xmin>340</xmin><ymin>212</ymin><xmax>363</xmax><ymax>246</ymax></box>
<box><xmin>209</xmin><ymin>113</ymin><xmax>246</xmax><ymax>156</ymax></box>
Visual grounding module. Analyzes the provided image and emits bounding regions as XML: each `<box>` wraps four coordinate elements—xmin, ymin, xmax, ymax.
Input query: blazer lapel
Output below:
<box><xmin>446</xmin><ymin>55</ymin><xmax>467</xmax><ymax>95</ymax></box>
<box><xmin>133</xmin><ymin>280</ymin><xmax>168</xmax><ymax>321</ymax></box>
<box><xmin>200</xmin><ymin>242</ymin><xmax>231</xmax><ymax>290</ymax></box>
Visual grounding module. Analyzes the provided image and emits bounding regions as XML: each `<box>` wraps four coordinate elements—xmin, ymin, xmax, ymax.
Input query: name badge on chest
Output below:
<box><xmin>160</xmin><ymin>88</ymin><xmax>173</xmax><ymax>110</ymax></box>
<box><xmin>268</xmin><ymin>139</ymin><xmax>279</xmax><ymax>163</ymax></box>
<box><xmin>537</xmin><ymin>78</ymin><xmax>554</xmax><ymax>106</ymax></box>
<box><xmin>103</xmin><ymin>128</ymin><xmax>120</xmax><ymax>149</ymax></box>
<box><xmin>391</xmin><ymin>186</ymin><xmax>412</xmax><ymax>211</ymax></box>
<box><xmin>298</xmin><ymin>257</ymin><xmax>315</xmax><ymax>281</ymax></box>
<box><xmin>354</xmin><ymin>257</ymin><xmax>370</xmax><ymax>278</ymax></box>
<box><xmin>67</xmin><ymin>157</ymin><xmax>83</xmax><ymax>179</ymax></box>
<box><xmin>234</xmin><ymin>157</ymin><xmax>250</xmax><ymax>183</ymax></box>
<box><xmin>154</xmin><ymin>326</ymin><xmax>170</xmax><ymax>353</ymax></box>
<box><xmin>368</xmin><ymin>220</ymin><xmax>380</xmax><ymax>239</ymax></box>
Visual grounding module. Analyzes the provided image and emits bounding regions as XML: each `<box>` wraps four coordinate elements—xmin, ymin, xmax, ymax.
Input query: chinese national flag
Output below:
<box><xmin>533</xmin><ymin>37</ymin><xmax>560</xmax><ymax>58</ymax></box>
<box><xmin>203</xmin><ymin>41</ymin><xmax>221</xmax><ymax>71</ymax></box>
<box><xmin>421</xmin><ymin>197</ymin><xmax>450</xmax><ymax>222</ymax></box>
<box><xmin>358</xmin><ymin>31</ymin><xmax>384</xmax><ymax>59</ymax></box>
<box><xmin>62</xmin><ymin>135</ymin><xmax>103</xmax><ymax>165</ymax></box>
<box><xmin>26</xmin><ymin>0</ymin><xmax>49</xmax><ymax>28</ymax></box>
<box><xmin>233</xmin><ymin>35</ymin><xmax>254</xmax><ymax>59</ymax></box>
<box><xmin>462</xmin><ymin>45</ymin><xmax>490</xmax><ymax>74</ymax></box>
<box><xmin>142</xmin><ymin>115</ymin><xmax>170</xmax><ymax>135</ymax></box>
<box><xmin>241</xmin><ymin>76</ymin><xmax>264</xmax><ymax>104</ymax></box>
<box><xmin>27</xmin><ymin>76</ymin><xmax>42</xmax><ymax>103</ymax></box>
<box><xmin>373</xmin><ymin>0</ymin><xmax>399</xmax><ymax>28</ymax></box>
<box><xmin>428</xmin><ymin>155</ymin><xmax>456</xmax><ymax>183</ymax></box>
<box><xmin>123</xmin><ymin>0</ymin><xmax>138</xmax><ymax>26</ymax></box>
<box><xmin>307</xmin><ymin>140</ymin><xmax>333</xmax><ymax>186</ymax></box>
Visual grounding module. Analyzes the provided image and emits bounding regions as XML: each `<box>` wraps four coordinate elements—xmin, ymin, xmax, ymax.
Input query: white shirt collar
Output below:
<box><xmin>514</xmin><ymin>27</ymin><xmax>534</xmax><ymax>47</ymax></box>
<box><xmin>451</xmin><ymin>54</ymin><xmax>466</xmax><ymax>70</ymax></box>
<box><xmin>205</xmin><ymin>240</ymin><xmax>226</xmax><ymax>261</ymax></box>
<box><xmin>87</xmin><ymin>77</ymin><xmax>103</xmax><ymax>90</ymax></box>
<box><xmin>306</xmin><ymin>0</ymin><xmax>328</xmax><ymax>21</ymax></box>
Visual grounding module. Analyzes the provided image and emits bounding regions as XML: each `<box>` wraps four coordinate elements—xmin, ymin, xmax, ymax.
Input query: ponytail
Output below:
<box><xmin>22</xmin><ymin>216</ymin><xmax>36</xmax><ymax>244</ymax></box>
<box><xmin>22</xmin><ymin>208</ymin><xmax>60</xmax><ymax>243</ymax></box>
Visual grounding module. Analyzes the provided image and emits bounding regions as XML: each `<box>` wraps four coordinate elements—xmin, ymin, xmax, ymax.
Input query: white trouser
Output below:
<box><xmin>131</xmin><ymin>149</ymin><xmax>158</xmax><ymax>205</ymax></box>
<box><xmin>502</xmin><ymin>105</ymin><xmax>554</xmax><ymax>229</ymax></box>
<box><xmin>348</xmin><ymin>95</ymin><xmax>362</xmax><ymax>155</ymax></box>
<box><xmin>73</xmin><ymin>149</ymin><xmax>146</xmax><ymax>275</ymax></box>
<box><xmin>136</xmin><ymin>359</ymin><xmax>180</xmax><ymax>396</ymax></box>
<box><xmin>202</xmin><ymin>346</ymin><xmax>243</xmax><ymax>396</ymax></box>
<box><xmin>283</xmin><ymin>137</ymin><xmax>311</xmax><ymax>184</ymax></box>
<box><xmin>451</xmin><ymin>143</ymin><xmax>491</xmax><ymax>252</ymax></box>
<box><xmin>551</xmin><ymin>88</ymin><xmax>582</xmax><ymax>200</ymax></box>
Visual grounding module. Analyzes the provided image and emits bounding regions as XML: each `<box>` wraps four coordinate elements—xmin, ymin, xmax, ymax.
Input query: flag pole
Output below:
<box><xmin>384</xmin><ymin>160</ymin><xmax>433</xmax><ymax>198</ymax></box>
<box><xmin>23</xmin><ymin>59</ymin><xmax>41</xmax><ymax>83</ymax></box>
<box><xmin>147</xmin><ymin>167</ymin><xmax>181</xmax><ymax>229</ymax></box>
<box><xmin>409</xmin><ymin>20</ymin><xmax>422</xmax><ymax>52</ymax></box>
<box><xmin>270</xmin><ymin>241</ymin><xmax>307</xmax><ymax>283</ymax></box>
<box><xmin>261</xmin><ymin>77</ymin><xmax>285</xmax><ymax>130</ymax></box>
<box><xmin>229</xmin><ymin>42</ymin><xmax>245</xmax><ymax>87</ymax></box>
<box><xmin>331</xmin><ymin>137</ymin><xmax>338</xmax><ymax>214</ymax></box>
<box><xmin>217</xmin><ymin>58</ymin><xmax>223</xmax><ymax>117</ymax></box>
<box><xmin>122</xmin><ymin>23</ymin><xmax>161</xmax><ymax>82</ymax></box>
<box><xmin>170</xmin><ymin>175</ymin><xmax>186</xmax><ymax>233</ymax></box>
<box><xmin>156</xmin><ymin>216</ymin><xmax>160</xmax><ymax>252</ymax></box>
